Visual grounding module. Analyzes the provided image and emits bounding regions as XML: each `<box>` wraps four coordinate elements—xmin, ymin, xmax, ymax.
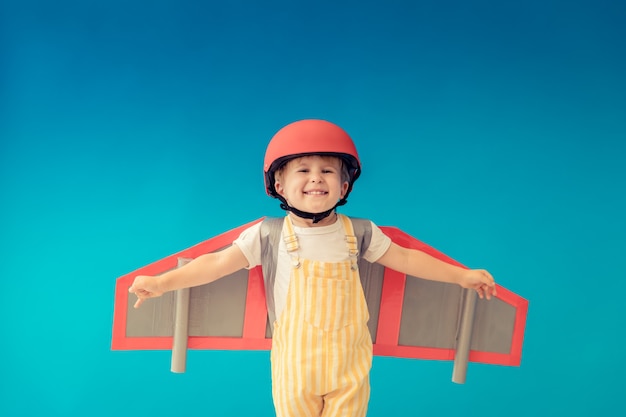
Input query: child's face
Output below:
<box><xmin>275</xmin><ymin>155</ymin><xmax>349</xmax><ymax>218</ymax></box>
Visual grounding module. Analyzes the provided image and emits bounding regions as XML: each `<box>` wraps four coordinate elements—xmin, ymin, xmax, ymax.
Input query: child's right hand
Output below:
<box><xmin>128</xmin><ymin>275</ymin><xmax>163</xmax><ymax>309</ymax></box>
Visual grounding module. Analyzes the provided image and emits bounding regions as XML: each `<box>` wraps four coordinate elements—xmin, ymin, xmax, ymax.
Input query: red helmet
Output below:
<box><xmin>263</xmin><ymin>119</ymin><xmax>361</xmax><ymax>202</ymax></box>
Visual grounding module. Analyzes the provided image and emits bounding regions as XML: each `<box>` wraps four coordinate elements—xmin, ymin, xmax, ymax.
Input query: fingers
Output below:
<box><xmin>485</xmin><ymin>270</ymin><xmax>497</xmax><ymax>299</ymax></box>
<box><xmin>477</xmin><ymin>284</ymin><xmax>493</xmax><ymax>300</ymax></box>
<box><xmin>476</xmin><ymin>270</ymin><xmax>497</xmax><ymax>300</ymax></box>
<box><xmin>130</xmin><ymin>289</ymin><xmax>152</xmax><ymax>309</ymax></box>
<box><xmin>134</xmin><ymin>297</ymin><xmax>144</xmax><ymax>309</ymax></box>
<box><xmin>475</xmin><ymin>285</ymin><xmax>491</xmax><ymax>300</ymax></box>
<box><xmin>129</xmin><ymin>285</ymin><xmax>145</xmax><ymax>309</ymax></box>
<box><xmin>129</xmin><ymin>280</ymin><xmax>150</xmax><ymax>309</ymax></box>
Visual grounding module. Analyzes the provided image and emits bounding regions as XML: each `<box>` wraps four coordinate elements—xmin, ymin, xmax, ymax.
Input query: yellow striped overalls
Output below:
<box><xmin>271</xmin><ymin>214</ymin><xmax>372</xmax><ymax>417</ymax></box>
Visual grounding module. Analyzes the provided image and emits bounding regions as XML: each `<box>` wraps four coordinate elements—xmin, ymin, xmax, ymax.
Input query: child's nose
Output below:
<box><xmin>310</xmin><ymin>171</ymin><xmax>323</xmax><ymax>182</ymax></box>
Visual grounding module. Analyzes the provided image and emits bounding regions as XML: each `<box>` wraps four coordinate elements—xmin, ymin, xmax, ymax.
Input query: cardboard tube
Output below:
<box><xmin>452</xmin><ymin>289</ymin><xmax>477</xmax><ymax>384</ymax></box>
<box><xmin>171</xmin><ymin>257</ymin><xmax>192</xmax><ymax>373</ymax></box>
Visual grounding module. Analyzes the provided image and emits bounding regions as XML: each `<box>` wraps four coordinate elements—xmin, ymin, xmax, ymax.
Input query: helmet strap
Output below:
<box><xmin>279</xmin><ymin>198</ymin><xmax>347</xmax><ymax>224</ymax></box>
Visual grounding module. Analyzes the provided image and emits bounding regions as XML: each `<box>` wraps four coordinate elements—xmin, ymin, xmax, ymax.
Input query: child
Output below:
<box><xmin>129</xmin><ymin>119</ymin><xmax>496</xmax><ymax>417</ymax></box>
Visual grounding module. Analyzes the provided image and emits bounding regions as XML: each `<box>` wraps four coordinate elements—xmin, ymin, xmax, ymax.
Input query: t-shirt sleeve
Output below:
<box><xmin>363</xmin><ymin>221</ymin><xmax>392</xmax><ymax>263</ymax></box>
<box><xmin>232</xmin><ymin>221</ymin><xmax>263</xmax><ymax>269</ymax></box>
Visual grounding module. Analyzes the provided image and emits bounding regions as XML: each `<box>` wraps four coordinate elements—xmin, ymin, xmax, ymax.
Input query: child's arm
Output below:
<box><xmin>376</xmin><ymin>242</ymin><xmax>497</xmax><ymax>299</ymax></box>
<box><xmin>128</xmin><ymin>244</ymin><xmax>250</xmax><ymax>308</ymax></box>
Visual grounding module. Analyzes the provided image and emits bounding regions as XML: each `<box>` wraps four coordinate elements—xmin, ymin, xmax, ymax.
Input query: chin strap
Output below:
<box><xmin>279</xmin><ymin>198</ymin><xmax>348</xmax><ymax>224</ymax></box>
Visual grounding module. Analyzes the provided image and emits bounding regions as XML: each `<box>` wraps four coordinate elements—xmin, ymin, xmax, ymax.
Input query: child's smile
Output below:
<box><xmin>303</xmin><ymin>190</ymin><xmax>328</xmax><ymax>196</ymax></box>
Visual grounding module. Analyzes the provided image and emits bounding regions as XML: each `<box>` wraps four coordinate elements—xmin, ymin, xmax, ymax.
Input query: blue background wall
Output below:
<box><xmin>1</xmin><ymin>1</ymin><xmax>624</xmax><ymax>416</ymax></box>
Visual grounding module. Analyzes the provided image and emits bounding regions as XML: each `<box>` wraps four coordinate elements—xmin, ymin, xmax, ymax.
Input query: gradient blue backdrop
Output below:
<box><xmin>1</xmin><ymin>1</ymin><xmax>625</xmax><ymax>416</ymax></box>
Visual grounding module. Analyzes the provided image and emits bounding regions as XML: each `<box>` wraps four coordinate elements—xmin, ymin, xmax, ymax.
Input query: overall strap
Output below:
<box><xmin>282</xmin><ymin>215</ymin><xmax>301</xmax><ymax>268</ymax></box>
<box><xmin>338</xmin><ymin>214</ymin><xmax>359</xmax><ymax>271</ymax></box>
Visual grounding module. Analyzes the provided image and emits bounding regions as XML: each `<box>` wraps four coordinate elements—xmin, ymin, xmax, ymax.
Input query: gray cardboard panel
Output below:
<box><xmin>188</xmin><ymin>268</ymin><xmax>249</xmax><ymax>337</ymax></box>
<box><xmin>358</xmin><ymin>259</ymin><xmax>385</xmax><ymax>343</ymax></box>
<box><xmin>126</xmin><ymin>267</ymin><xmax>249</xmax><ymax>338</ymax></box>
<box><xmin>470</xmin><ymin>296</ymin><xmax>515</xmax><ymax>354</ymax></box>
<box><xmin>399</xmin><ymin>277</ymin><xmax>462</xmax><ymax>349</ymax></box>
<box><xmin>126</xmin><ymin>286</ymin><xmax>176</xmax><ymax>337</ymax></box>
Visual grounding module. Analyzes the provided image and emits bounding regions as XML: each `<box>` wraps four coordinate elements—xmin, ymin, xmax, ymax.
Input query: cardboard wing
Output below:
<box><xmin>112</xmin><ymin>218</ymin><xmax>528</xmax><ymax>382</ymax></box>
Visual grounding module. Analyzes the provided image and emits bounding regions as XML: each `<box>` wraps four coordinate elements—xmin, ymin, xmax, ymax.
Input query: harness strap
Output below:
<box><xmin>260</xmin><ymin>217</ymin><xmax>284</xmax><ymax>332</ymax></box>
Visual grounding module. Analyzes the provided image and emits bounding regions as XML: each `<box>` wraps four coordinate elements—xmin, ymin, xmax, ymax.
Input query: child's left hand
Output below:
<box><xmin>459</xmin><ymin>269</ymin><xmax>497</xmax><ymax>300</ymax></box>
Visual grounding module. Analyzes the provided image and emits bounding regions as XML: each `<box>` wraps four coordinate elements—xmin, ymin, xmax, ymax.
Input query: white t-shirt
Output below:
<box><xmin>233</xmin><ymin>216</ymin><xmax>392</xmax><ymax>320</ymax></box>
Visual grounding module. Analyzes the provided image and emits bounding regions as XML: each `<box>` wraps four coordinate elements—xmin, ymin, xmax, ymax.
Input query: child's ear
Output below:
<box><xmin>275</xmin><ymin>181</ymin><xmax>285</xmax><ymax>197</ymax></box>
<box><xmin>340</xmin><ymin>181</ymin><xmax>349</xmax><ymax>198</ymax></box>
